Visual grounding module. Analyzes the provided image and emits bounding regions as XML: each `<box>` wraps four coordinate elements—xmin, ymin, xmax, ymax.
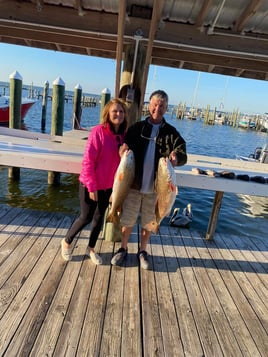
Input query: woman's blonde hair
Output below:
<box><xmin>101</xmin><ymin>98</ymin><xmax>128</xmax><ymax>132</ymax></box>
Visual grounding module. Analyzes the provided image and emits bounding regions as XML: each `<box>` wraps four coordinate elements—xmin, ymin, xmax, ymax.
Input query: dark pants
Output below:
<box><xmin>65</xmin><ymin>184</ymin><xmax>112</xmax><ymax>248</ymax></box>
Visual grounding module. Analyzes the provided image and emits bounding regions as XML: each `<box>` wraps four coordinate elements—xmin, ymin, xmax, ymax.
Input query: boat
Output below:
<box><xmin>0</xmin><ymin>95</ymin><xmax>36</xmax><ymax>126</ymax></box>
<box><xmin>238</xmin><ymin>115</ymin><xmax>256</xmax><ymax>129</ymax></box>
<box><xmin>214</xmin><ymin>112</ymin><xmax>226</xmax><ymax>125</ymax></box>
<box><xmin>236</xmin><ymin>144</ymin><xmax>268</xmax><ymax>163</ymax></box>
<box><xmin>258</xmin><ymin>113</ymin><xmax>268</xmax><ymax>132</ymax></box>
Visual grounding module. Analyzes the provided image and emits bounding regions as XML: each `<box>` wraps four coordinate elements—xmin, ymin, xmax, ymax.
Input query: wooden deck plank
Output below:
<box><xmin>3</xmin><ymin>215</ymin><xmax>74</xmax><ymax>356</ymax></box>
<box><xmin>0</xmin><ymin>207</ymin><xmax>36</xmax><ymax>252</ymax></box>
<box><xmin>173</xmin><ymin>228</ymin><xmax>224</xmax><ymax>356</ymax></box>
<box><xmin>121</xmin><ymin>227</ymin><xmax>142</xmax><ymax>357</ymax></box>
<box><xmin>206</xmin><ymin>233</ymin><xmax>268</xmax><ymax>356</ymax></box>
<box><xmin>181</xmin><ymin>229</ymin><xmax>246</xmax><ymax>357</ymax></box>
<box><xmin>0</xmin><ymin>213</ymin><xmax>73</xmax><ymax>355</ymax></box>
<box><xmin>223</xmin><ymin>234</ymin><xmax>268</xmax><ymax>308</ymax></box>
<box><xmin>28</xmin><ymin>236</ymin><xmax>85</xmax><ymax>356</ymax></box>
<box><xmin>159</xmin><ymin>225</ymin><xmax>204</xmax><ymax>357</ymax></box>
<box><xmin>150</xmin><ymin>233</ymin><xmax>185</xmax><ymax>356</ymax></box>
<box><xmin>189</xmin><ymin>228</ymin><xmax>262</xmax><ymax>357</ymax></box>
<box><xmin>0</xmin><ymin>211</ymin><xmax>57</xmax><ymax>320</ymax></box>
<box><xmin>141</xmin><ymin>240</ymin><xmax>165</xmax><ymax>357</ymax></box>
<box><xmin>75</xmin><ymin>238</ymin><xmax>113</xmax><ymax>356</ymax></box>
<box><xmin>0</xmin><ymin>205</ymin><xmax>267</xmax><ymax>356</ymax></box>
<box><xmin>56</xmin><ymin>240</ymin><xmax>102</xmax><ymax>356</ymax></box>
<box><xmin>215</xmin><ymin>234</ymin><xmax>268</xmax><ymax>335</ymax></box>
<box><xmin>99</xmin><ymin>246</ymin><xmax>125</xmax><ymax>356</ymax></box>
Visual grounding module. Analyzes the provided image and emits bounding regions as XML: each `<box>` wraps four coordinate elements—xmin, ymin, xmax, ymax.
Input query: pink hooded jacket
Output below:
<box><xmin>79</xmin><ymin>124</ymin><xmax>123</xmax><ymax>192</ymax></box>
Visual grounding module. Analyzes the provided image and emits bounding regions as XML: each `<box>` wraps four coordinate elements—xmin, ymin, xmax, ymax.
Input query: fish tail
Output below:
<box><xmin>106</xmin><ymin>213</ymin><xmax>120</xmax><ymax>225</ymax></box>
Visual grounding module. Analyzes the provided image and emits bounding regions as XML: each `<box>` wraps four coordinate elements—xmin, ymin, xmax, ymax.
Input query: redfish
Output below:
<box><xmin>106</xmin><ymin>150</ymin><xmax>135</xmax><ymax>224</ymax></box>
<box><xmin>155</xmin><ymin>157</ymin><xmax>178</xmax><ymax>228</ymax></box>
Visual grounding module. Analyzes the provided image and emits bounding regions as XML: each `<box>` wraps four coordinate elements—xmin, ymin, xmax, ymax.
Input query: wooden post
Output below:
<box><xmin>8</xmin><ymin>70</ymin><xmax>23</xmax><ymax>180</ymax></box>
<box><xmin>206</xmin><ymin>191</ymin><xmax>224</xmax><ymax>240</ymax></box>
<box><xmin>48</xmin><ymin>77</ymin><xmax>65</xmax><ymax>185</ymax></box>
<box><xmin>119</xmin><ymin>43</ymin><xmax>146</xmax><ymax>126</ymax></box>
<box><xmin>73</xmin><ymin>84</ymin><xmax>82</xmax><ymax>129</ymax></box>
<box><xmin>41</xmin><ymin>80</ymin><xmax>49</xmax><ymax>132</ymax></box>
<box><xmin>99</xmin><ymin>88</ymin><xmax>111</xmax><ymax>122</ymax></box>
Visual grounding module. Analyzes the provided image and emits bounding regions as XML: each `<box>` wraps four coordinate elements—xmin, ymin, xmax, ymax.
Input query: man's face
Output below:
<box><xmin>149</xmin><ymin>96</ymin><xmax>168</xmax><ymax>123</ymax></box>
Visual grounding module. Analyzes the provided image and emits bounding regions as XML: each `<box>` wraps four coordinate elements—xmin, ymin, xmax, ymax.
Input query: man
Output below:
<box><xmin>111</xmin><ymin>90</ymin><xmax>187</xmax><ymax>269</ymax></box>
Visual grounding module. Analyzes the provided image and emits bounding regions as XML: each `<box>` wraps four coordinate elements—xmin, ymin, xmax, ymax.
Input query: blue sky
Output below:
<box><xmin>1</xmin><ymin>43</ymin><xmax>267</xmax><ymax>114</ymax></box>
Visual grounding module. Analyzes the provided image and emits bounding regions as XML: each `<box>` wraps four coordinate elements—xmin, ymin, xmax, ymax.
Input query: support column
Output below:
<box><xmin>119</xmin><ymin>43</ymin><xmax>146</xmax><ymax>126</ymax></box>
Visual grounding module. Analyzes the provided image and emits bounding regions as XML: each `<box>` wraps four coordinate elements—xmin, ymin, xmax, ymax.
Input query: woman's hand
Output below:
<box><xmin>89</xmin><ymin>191</ymin><xmax>98</xmax><ymax>201</ymax></box>
<box><xmin>119</xmin><ymin>143</ymin><xmax>129</xmax><ymax>157</ymax></box>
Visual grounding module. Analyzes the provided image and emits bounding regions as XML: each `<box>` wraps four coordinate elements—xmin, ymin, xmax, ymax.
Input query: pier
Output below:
<box><xmin>0</xmin><ymin>204</ymin><xmax>267</xmax><ymax>356</ymax></box>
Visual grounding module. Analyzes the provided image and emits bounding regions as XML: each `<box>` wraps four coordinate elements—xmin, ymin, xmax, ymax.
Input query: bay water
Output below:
<box><xmin>0</xmin><ymin>98</ymin><xmax>267</xmax><ymax>238</ymax></box>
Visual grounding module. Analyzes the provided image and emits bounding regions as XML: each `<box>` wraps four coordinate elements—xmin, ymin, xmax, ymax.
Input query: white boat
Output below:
<box><xmin>236</xmin><ymin>144</ymin><xmax>268</xmax><ymax>164</ymax></box>
<box><xmin>238</xmin><ymin>115</ymin><xmax>256</xmax><ymax>129</ymax></box>
<box><xmin>214</xmin><ymin>112</ymin><xmax>226</xmax><ymax>125</ymax></box>
<box><xmin>259</xmin><ymin>113</ymin><xmax>268</xmax><ymax>132</ymax></box>
<box><xmin>0</xmin><ymin>95</ymin><xmax>36</xmax><ymax>126</ymax></box>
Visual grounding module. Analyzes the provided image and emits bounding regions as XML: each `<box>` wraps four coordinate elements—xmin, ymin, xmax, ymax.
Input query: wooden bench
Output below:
<box><xmin>1</xmin><ymin>128</ymin><xmax>267</xmax><ymax>240</ymax></box>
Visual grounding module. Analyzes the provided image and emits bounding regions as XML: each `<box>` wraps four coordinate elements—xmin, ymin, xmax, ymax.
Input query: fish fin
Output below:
<box><xmin>170</xmin><ymin>182</ymin><xmax>177</xmax><ymax>192</ymax></box>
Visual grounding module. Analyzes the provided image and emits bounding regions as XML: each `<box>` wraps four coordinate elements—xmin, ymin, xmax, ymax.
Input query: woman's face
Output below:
<box><xmin>109</xmin><ymin>103</ymin><xmax>125</xmax><ymax>129</ymax></box>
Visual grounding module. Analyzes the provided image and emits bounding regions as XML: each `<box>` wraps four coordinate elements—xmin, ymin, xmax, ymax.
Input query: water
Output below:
<box><xmin>0</xmin><ymin>98</ymin><xmax>267</xmax><ymax>238</ymax></box>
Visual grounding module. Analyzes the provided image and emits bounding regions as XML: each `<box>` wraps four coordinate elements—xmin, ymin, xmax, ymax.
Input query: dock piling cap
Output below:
<box><xmin>9</xmin><ymin>70</ymin><xmax>23</xmax><ymax>81</ymax></box>
<box><xmin>53</xmin><ymin>77</ymin><xmax>65</xmax><ymax>86</ymax></box>
<box><xmin>102</xmin><ymin>88</ymin><xmax>111</xmax><ymax>94</ymax></box>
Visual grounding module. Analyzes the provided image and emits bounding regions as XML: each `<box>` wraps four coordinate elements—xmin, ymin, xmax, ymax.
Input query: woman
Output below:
<box><xmin>61</xmin><ymin>98</ymin><xmax>128</xmax><ymax>264</ymax></box>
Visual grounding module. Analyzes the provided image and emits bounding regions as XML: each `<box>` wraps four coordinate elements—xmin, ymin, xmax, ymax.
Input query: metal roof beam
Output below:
<box><xmin>234</xmin><ymin>0</ymin><xmax>264</xmax><ymax>33</ymax></box>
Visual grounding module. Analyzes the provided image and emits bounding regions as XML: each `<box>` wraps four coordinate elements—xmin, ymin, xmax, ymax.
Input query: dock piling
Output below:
<box><xmin>8</xmin><ymin>70</ymin><xmax>23</xmax><ymax>180</ymax></box>
<box><xmin>48</xmin><ymin>77</ymin><xmax>65</xmax><ymax>185</ymax></box>
<box><xmin>99</xmin><ymin>88</ymin><xmax>111</xmax><ymax>122</ymax></box>
<box><xmin>41</xmin><ymin>80</ymin><xmax>49</xmax><ymax>132</ymax></box>
<box><xmin>73</xmin><ymin>84</ymin><xmax>82</xmax><ymax>129</ymax></box>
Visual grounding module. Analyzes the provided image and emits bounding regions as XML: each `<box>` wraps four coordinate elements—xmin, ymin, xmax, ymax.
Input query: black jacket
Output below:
<box><xmin>125</xmin><ymin>116</ymin><xmax>187</xmax><ymax>190</ymax></box>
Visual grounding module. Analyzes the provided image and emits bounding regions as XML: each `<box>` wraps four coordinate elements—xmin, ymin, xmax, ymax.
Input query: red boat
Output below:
<box><xmin>0</xmin><ymin>96</ymin><xmax>36</xmax><ymax>125</ymax></box>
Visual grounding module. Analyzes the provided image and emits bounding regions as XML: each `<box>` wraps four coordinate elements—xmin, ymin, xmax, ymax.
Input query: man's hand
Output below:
<box><xmin>169</xmin><ymin>151</ymin><xmax>178</xmax><ymax>167</ymax></box>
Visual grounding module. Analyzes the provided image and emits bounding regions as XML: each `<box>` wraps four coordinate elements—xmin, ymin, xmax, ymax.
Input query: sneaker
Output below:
<box><xmin>111</xmin><ymin>247</ymin><xmax>128</xmax><ymax>266</ymax></box>
<box><xmin>138</xmin><ymin>250</ymin><xmax>149</xmax><ymax>270</ymax></box>
<box><xmin>61</xmin><ymin>239</ymin><xmax>72</xmax><ymax>261</ymax></box>
<box><xmin>88</xmin><ymin>249</ymin><xmax>102</xmax><ymax>265</ymax></box>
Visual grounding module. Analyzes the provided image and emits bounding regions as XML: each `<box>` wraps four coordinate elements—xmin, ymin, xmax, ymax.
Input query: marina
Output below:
<box><xmin>0</xmin><ymin>203</ymin><xmax>267</xmax><ymax>356</ymax></box>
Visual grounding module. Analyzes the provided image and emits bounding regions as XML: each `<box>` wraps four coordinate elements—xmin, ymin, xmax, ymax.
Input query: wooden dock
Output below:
<box><xmin>0</xmin><ymin>204</ymin><xmax>267</xmax><ymax>356</ymax></box>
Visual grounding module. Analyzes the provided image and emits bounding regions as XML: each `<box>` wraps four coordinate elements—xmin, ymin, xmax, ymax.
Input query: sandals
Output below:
<box><xmin>61</xmin><ymin>239</ymin><xmax>72</xmax><ymax>261</ymax></box>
